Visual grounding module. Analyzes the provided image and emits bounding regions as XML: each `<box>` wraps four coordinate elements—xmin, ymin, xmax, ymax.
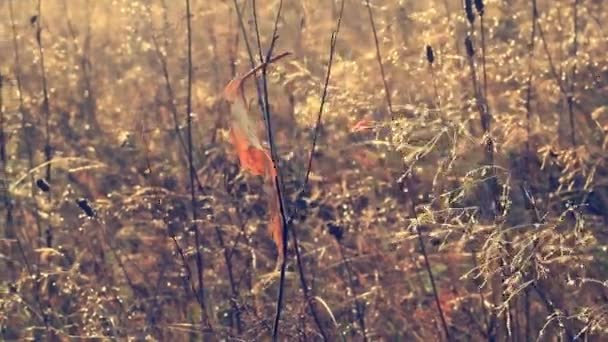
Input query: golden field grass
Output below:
<box><xmin>1</xmin><ymin>0</ymin><xmax>608</xmax><ymax>340</ymax></box>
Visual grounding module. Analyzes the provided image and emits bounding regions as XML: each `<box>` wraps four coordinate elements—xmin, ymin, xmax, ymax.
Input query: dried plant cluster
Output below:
<box><xmin>1</xmin><ymin>0</ymin><xmax>607</xmax><ymax>340</ymax></box>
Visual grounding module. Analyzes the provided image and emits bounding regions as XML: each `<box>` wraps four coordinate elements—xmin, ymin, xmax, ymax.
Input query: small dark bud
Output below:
<box><xmin>30</xmin><ymin>15</ymin><xmax>38</xmax><ymax>25</ymax></box>
<box><xmin>474</xmin><ymin>0</ymin><xmax>485</xmax><ymax>16</ymax></box>
<box><xmin>76</xmin><ymin>198</ymin><xmax>95</xmax><ymax>217</ymax></box>
<box><xmin>464</xmin><ymin>0</ymin><xmax>475</xmax><ymax>24</ymax></box>
<box><xmin>36</xmin><ymin>178</ymin><xmax>50</xmax><ymax>192</ymax></box>
<box><xmin>327</xmin><ymin>222</ymin><xmax>344</xmax><ymax>241</ymax></box>
<box><xmin>465</xmin><ymin>36</ymin><xmax>475</xmax><ymax>57</ymax></box>
<box><xmin>426</xmin><ymin>45</ymin><xmax>434</xmax><ymax>64</ymax></box>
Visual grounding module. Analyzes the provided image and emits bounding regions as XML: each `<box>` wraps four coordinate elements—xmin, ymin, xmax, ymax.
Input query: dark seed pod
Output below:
<box><xmin>76</xmin><ymin>198</ymin><xmax>95</xmax><ymax>217</ymax></box>
<box><xmin>36</xmin><ymin>178</ymin><xmax>50</xmax><ymax>192</ymax></box>
<box><xmin>474</xmin><ymin>0</ymin><xmax>485</xmax><ymax>16</ymax></box>
<box><xmin>327</xmin><ymin>222</ymin><xmax>344</xmax><ymax>241</ymax></box>
<box><xmin>464</xmin><ymin>0</ymin><xmax>475</xmax><ymax>24</ymax></box>
<box><xmin>465</xmin><ymin>36</ymin><xmax>475</xmax><ymax>57</ymax></box>
<box><xmin>426</xmin><ymin>45</ymin><xmax>434</xmax><ymax>64</ymax></box>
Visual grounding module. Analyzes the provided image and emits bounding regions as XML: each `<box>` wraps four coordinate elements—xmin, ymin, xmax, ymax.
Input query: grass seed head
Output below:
<box><xmin>465</xmin><ymin>36</ymin><xmax>475</xmax><ymax>57</ymax></box>
<box><xmin>475</xmin><ymin>0</ymin><xmax>485</xmax><ymax>16</ymax></box>
<box><xmin>464</xmin><ymin>0</ymin><xmax>476</xmax><ymax>24</ymax></box>
<box><xmin>426</xmin><ymin>45</ymin><xmax>435</xmax><ymax>64</ymax></box>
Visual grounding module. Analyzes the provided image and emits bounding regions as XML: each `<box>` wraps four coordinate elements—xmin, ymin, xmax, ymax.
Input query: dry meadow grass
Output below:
<box><xmin>1</xmin><ymin>0</ymin><xmax>608</xmax><ymax>340</ymax></box>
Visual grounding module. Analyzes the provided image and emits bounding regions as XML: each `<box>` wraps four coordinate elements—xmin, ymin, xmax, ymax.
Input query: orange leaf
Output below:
<box><xmin>223</xmin><ymin>52</ymin><xmax>290</xmax><ymax>260</ymax></box>
<box><xmin>351</xmin><ymin>118</ymin><xmax>375</xmax><ymax>132</ymax></box>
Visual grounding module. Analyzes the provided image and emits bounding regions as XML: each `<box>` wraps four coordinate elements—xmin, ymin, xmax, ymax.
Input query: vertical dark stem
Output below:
<box><xmin>33</xmin><ymin>4</ymin><xmax>55</xmax><ymax>337</ymax></box>
<box><xmin>35</xmin><ymin>0</ymin><xmax>52</xmax><ymax>184</ymax></box>
<box><xmin>441</xmin><ymin>0</ymin><xmax>459</xmax><ymax>54</ymax></box>
<box><xmin>148</xmin><ymin>0</ymin><xmax>205</xmax><ymax>191</ymax></box>
<box><xmin>11</xmin><ymin>5</ymin><xmax>48</xmax><ymax>335</ymax></box>
<box><xmin>465</xmin><ymin>33</ymin><xmax>507</xmax><ymax>340</ymax></box>
<box><xmin>365</xmin><ymin>0</ymin><xmax>394</xmax><ymax>119</ymax></box>
<box><xmin>8</xmin><ymin>0</ymin><xmax>42</xmax><ymax>303</ymax></box>
<box><xmin>303</xmin><ymin>0</ymin><xmax>344</xmax><ymax>190</ymax></box>
<box><xmin>428</xmin><ymin>62</ymin><xmax>441</xmax><ymax>109</ymax></box>
<box><xmin>35</xmin><ymin>0</ymin><xmax>53</xmax><ymax>249</ymax></box>
<box><xmin>523</xmin><ymin>3</ymin><xmax>538</xmax><ymax>337</ymax></box>
<box><xmin>0</xmin><ymin>74</ymin><xmax>17</xmax><ymax>276</ymax></box>
<box><xmin>568</xmin><ymin>0</ymin><xmax>579</xmax><ymax>147</ymax></box>
<box><xmin>524</xmin><ymin>288</ymin><xmax>530</xmax><ymax>341</ymax></box>
<box><xmin>524</xmin><ymin>0</ymin><xmax>538</xmax><ymax>164</ymax></box>
<box><xmin>214</xmin><ymin>226</ymin><xmax>243</xmax><ymax>334</ymax></box>
<box><xmin>232</xmin><ymin>0</ymin><xmax>267</xmax><ymax>118</ymax></box>
<box><xmin>62</xmin><ymin>0</ymin><xmax>97</xmax><ymax>132</ymax></box>
<box><xmin>248</xmin><ymin>1</ymin><xmax>291</xmax><ymax>340</ymax></box>
<box><xmin>401</xmin><ymin>174</ymin><xmax>451</xmax><ymax>341</ymax></box>
<box><xmin>479</xmin><ymin>15</ymin><xmax>488</xmax><ymax>103</ymax></box>
<box><xmin>337</xmin><ymin>242</ymin><xmax>368</xmax><ymax>341</ymax></box>
<box><xmin>185</xmin><ymin>0</ymin><xmax>208</xmax><ymax>329</ymax></box>
<box><xmin>250</xmin><ymin>1</ymin><xmax>330</xmax><ymax>340</ymax></box>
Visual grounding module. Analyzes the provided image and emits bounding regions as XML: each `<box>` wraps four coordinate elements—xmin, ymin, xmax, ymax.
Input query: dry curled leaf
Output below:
<box><xmin>223</xmin><ymin>52</ymin><xmax>290</xmax><ymax>262</ymax></box>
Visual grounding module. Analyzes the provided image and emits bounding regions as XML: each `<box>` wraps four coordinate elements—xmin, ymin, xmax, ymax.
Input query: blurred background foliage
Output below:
<box><xmin>1</xmin><ymin>0</ymin><xmax>607</xmax><ymax>340</ymax></box>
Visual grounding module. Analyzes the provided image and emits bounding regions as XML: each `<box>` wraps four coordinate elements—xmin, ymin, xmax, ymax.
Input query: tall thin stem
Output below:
<box><xmin>34</xmin><ymin>0</ymin><xmax>53</xmax><ymax>249</ymax></box>
<box><xmin>185</xmin><ymin>0</ymin><xmax>208</xmax><ymax>329</ymax></box>
<box><xmin>401</xmin><ymin>174</ymin><xmax>451</xmax><ymax>341</ymax></box>
<box><xmin>567</xmin><ymin>0</ymin><xmax>579</xmax><ymax>146</ymax></box>
<box><xmin>365</xmin><ymin>0</ymin><xmax>394</xmax><ymax>119</ymax></box>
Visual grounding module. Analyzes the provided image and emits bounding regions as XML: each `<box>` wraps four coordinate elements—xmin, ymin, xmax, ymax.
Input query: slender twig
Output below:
<box><xmin>35</xmin><ymin>0</ymin><xmax>52</xmax><ymax>185</ymax></box>
<box><xmin>146</xmin><ymin>1</ymin><xmax>206</xmax><ymax>191</ymax></box>
<box><xmin>214</xmin><ymin>224</ymin><xmax>243</xmax><ymax>334</ymax></box>
<box><xmin>535</xmin><ymin>11</ymin><xmax>589</xmax><ymax>131</ymax></box>
<box><xmin>251</xmin><ymin>1</ymin><xmax>288</xmax><ymax>338</ymax></box>
<box><xmin>8</xmin><ymin>3</ymin><xmax>47</xmax><ymax>334</ymax></box>
<box><xmin>249</xmin><ymin>1</ymin><xmax>330</xmax><ymax>340</ymax></box>
<box><xmin>33</xmin><ymin>3</ymin><xmax>55</xmax><ymax>338</ymax></box>
<box><xmin>400</xmin><ymin>174</ymin><xmax>452</xmax><ymax>341</ymax></box>
<box><xmin>8</xmin><ymin>0</ymin><xmax>42</xmax><ymax>240</ymax></box>
<box><xmin>34</xmin><ymin>0</ymin><xmax>54</xmax><ymax>250</ymax></box>
<box><xmin>170</xmin><ymin>235</ymin><xmax>203</xmax><ymax>307</ymax></box>
<box><xmin>0</xmin><ymin>74</ymin><xmax>20</xmax><ymax>277</ymax></box>
<box><xmin>211</xmin><ymin>7</ymin><xmax>244</xmax><ymax>334</ymax></box>
<box><xmin>567</xmin><ymin>0</ymin><xmax>580</xmax><ymax>146</ymax></box>
<box><xmin>185</xmin><ymin>0</ymin><xmax>209</xmax><ymax>329</ymax></box>
<box><xmin>426</xmin><ymin>45</ymin><xmax>441</xmax><ymax>109</ymax></box>
<box><xmin>337</xmin><ymin>241</ymin><xmax>368</xmax><ymax>341</ymax></box>
<box><xmin>440</xmin><ymin>0</ymin><xmax>459</xmax><ymax>55</ymax></box>
<box><xmin>521</xmin><ymin>0</ymin><xmax>544</xmax><ymax>257</ymax></box>
<box><xmin>298</xmin><ymin>2</ymin><xmax>347</xmax><ymax>336</ymax></box>
<box><xmin>364</xmin><ymin>0</ymin><xmax>394</xmax><ymax>119</ymax></box>
<box><xmin>479</xmin><ymin>11</ymin><xmax>488</xmax><ymax>103</ymax></box>
<box><xmin>524</xmin><ymin>0</ymin><xmax>538</xmax><ymax>166</ymax></box>
<box><xmin>8</xmin><ymin>6</ymin><xmax>49</xmax><ymax>336</ymax></box>
<box><xmin>302</xmin><ymin>0</ymin><xmax>344</xmax><ymax>192</ymax></box>
<box><xmin>62</xmin><ymin>0</ymin><xmax>97</xmax><ymax>131</ymax></box>
<box><xmin>232</xmin><ymin>0</ymin><xmax>266</xmax><ymax>116</ymax></box>
<box><xmin>249</xmin><ymin>3</ymin><xmax>289</xmax><ymax>339</ymax></box>
<box><xmin>465</xmin><ymin>32</ymin><xmax>508</xmax><ymax>340</ymax></box>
